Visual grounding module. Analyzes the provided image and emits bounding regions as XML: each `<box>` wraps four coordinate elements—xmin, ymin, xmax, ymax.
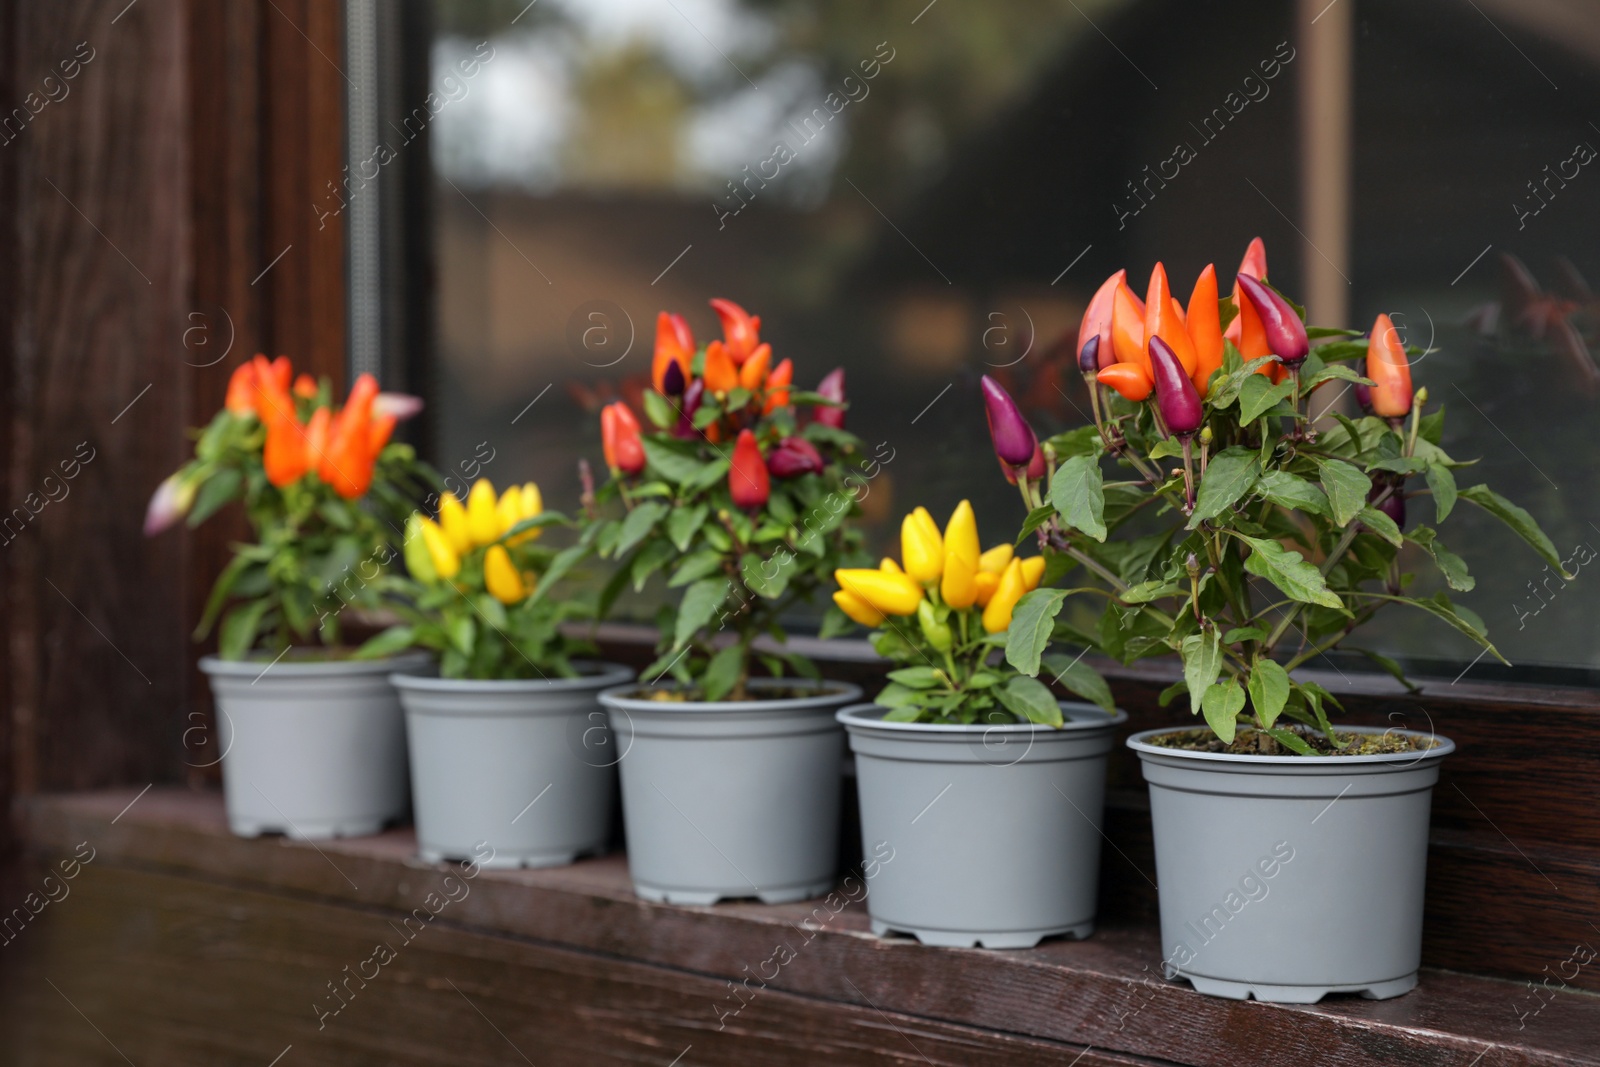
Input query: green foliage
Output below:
<box><xmin>1007</xmin><ymin>332</ymin><xmax>1562</xmax><ymax>750</ymax></box>
<box><xmin>175</xmin><ymin>407</ymin><xmax>434</xmax><ymax>658</ymax></box>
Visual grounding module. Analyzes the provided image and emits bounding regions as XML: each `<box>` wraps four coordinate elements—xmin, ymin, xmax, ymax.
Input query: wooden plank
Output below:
<box><xmin>18</xmin><ymin>790</ymin><xmax>1598</xmax><ymax>1067</ymax></box>
<box><xmin>0</xmin><ymin>862</ymin><xmax>1173</xmax><ymax>1066</ymax></box>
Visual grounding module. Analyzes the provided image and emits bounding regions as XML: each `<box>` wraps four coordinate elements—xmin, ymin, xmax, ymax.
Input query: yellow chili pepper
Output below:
<box><xmin>497</xmin><ymin>486</ymin><xmax>524</xmax><ymax>537</ymax></box>
<box><xmin>521</xmin><ymin>482</ymin><xmax>543</xmax><ymax>539</ymax></box>
<box><xmin>982</xmin><ymin>558</ymin><xmax>1028</xmax><ymax>633</ymax></box>
<box><xmin>941</xmin><ymin>500</ymin><xmax>980</xmax><ymax>609</ymax></box>
<box><xmin>880</xmin><ymin>557</ymin><xmax>903</xmax><ymax>574</ymax></box>
<box><xmin>420</xmin><ymin>516</ymin><xmax>460</xmax><ymax>579</ymax></box>
<box><xmin>833</xmin><ymin>589</ymin><xmax>886</xmax><ymax>627</ymax></box>
<box><xmin>1019</xmin><ymin>556</ymin><xmax>1046</xmax><ymax>591</ymax></box>
<box><xmin>468</xmin><ymin>479</ymin><xmax>501</xmax><ymax>546</ymax></box>
<box><xmin>901</xmin><ymin>508</ymin><xmax>943</xmax><ymax>584</ymax></box>
<box><xmin>483</xmin><ymin>543</ymin><xmax>528</xmax><ymax>603</ymax></box>
<box><xmin>978</xmin><ymin>543</ymin><xmax>1014</xmax><ymax>574</ymax></box>
<box><xmin>836</xmin><ymin>568</ymin><xmax>924</xmax><ymax>616</ymax></box>
<box><xmin>438</xmin><ymin>492</ymin><xmax>471</xmax><ymax>554</ymax></box>
<box><xmin>972</xmin><ymin>570</ymin><xmax>1001</xmax><ymax>607</ymax></box>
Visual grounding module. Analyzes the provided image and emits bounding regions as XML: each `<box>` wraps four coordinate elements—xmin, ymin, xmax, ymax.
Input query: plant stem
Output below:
<box><xmin>1180</xmin><ymin>437</ymin><xmax>1196</xmax><ymax>514</ymax></box>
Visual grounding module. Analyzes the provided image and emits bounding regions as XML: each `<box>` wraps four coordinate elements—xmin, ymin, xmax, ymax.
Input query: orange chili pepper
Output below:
<box><xmin>652</xmin><ymin>311</ymin><xmax>694</xmax><ymax>395</ymax></box>
<box><xmin>1078</xmin><ymin>270</ymin><xmax>1124</xmax><ymax>372</ymax></box>
<box><xmin>318</xmin><ymin>374</ymin><xmax>381</xmax><ymax>498</ymax></box>
<box><xmin>763</xmin><ymin>357</ymin><xmax>793</xmax><ymax>414</ymax></box>
<box><xmin>293</xmin><ymin>373</ymin><xmax>318</xmax><ymax>399</ymax></box>
<box><xmin>224</xmin><ymin>362</ymin><xmax>257</xmax><ymax>415</ymax></box>
<box><xmin>1110</xmin><ymin>276</ymin><xmax>1148</xmax><ymax>372</ymax></box>
<box><xmin>1186</xmin><ymin>264</ymin><xmax>1224</xmax><ymax>397</ymax></box>
<box><xmin>702</xmin><ymin>339</ymin><xmax>739</xmax><ymax>393</ymax></box>
<box><xmin>1366</xmin><ymin>312</ymin><xmax>1413</xmax><ymax>418</ymax></box>
<box><xmin>1098</xmin><ymin>362</ymin><xmax>1154</xmax><ymax>401</ymax></box>
<box><xmin>1223</xmin><ymin>238</ymin><xmax>1272</xmax><ymax>372</ymax></box>
<box><xmin>709</xmin><ymin>298</ymin><xmax>762</xmax><ymax>365</ymax></box>
<box><xmin>738</xmin><ymin>343</ymin><xmax>772</xmax><ymax>392</ymax></box>
<box><xmin>1144</xmin><ymin>262</ymin><xmax>1197</xmax><ymax>377</ymax></box>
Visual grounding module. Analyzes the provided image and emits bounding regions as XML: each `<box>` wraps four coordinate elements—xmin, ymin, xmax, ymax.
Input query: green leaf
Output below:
<box><xmin>1246</xmin><ymin>659</ymin><xmax>1290</xmax><ymax>729</ymax></box>
<box><xmin>641</xmin><ymin>390</ymin><xmax>678</xmax><ymax>430</ymax></box>
<box><xmin>996</xmin><ymin>675</ymin><xmax>1064</xmax><ymax>727</ymax></box>
<box><xmin>1188</xmin><ymin>448</ymin><xmax>1260</xmax><ymax>529</ymax></box>
<box><xmin>1148</xmin><ymin>437</ymin><xmax>1186</xmax><ymax>460</ymax></box>
<box><xmin>1357</xmin><ymin>505</ymin><xmax>1403</xmax><ymax>547</ymax></box>
<box><xmin>1254</xmin><ymin>471</ymin><xmax>1329</xmax><ymax>517</ymax></box>
<box><xmin>665</xmin><ymin>503</ymin><xmax>709</xmax><ymax>552</ymax></box>
<box><xmin>1004</xmin><ymin>588</ymin><xmax>1068</xmax><ymax>676</ymax></box>
<box><xmin>1120</xmin><ymin>580</ymin><xmax>1182</xmax><ymax>604</ymax></box>
<box><xmin>1238</xmin><ymin>375</ymin><xmax>1295</xmax><ymax>424</ymax></box>
<box><xmin>685</xmin><ymin>456</ymin><xmax>731</xmax><ymax>493</ymax></box>
<box><xmin>1015</xmin><ymin>504</ymin><xmax>1056</xmax><ymax>545</ymax></box>
<box><xmin>701</xmin><ymin>644</ymin><xmax>744</xmax><ymax>702</ymax></box>
<box><xmin>887</xmin><ymin>667</ymin><xmax>944</xmax><ymax>689</ymax></box>
<box><xmin>1041</xmin><ymin>651</ymin><xmax>1115</xmax><ymax>713</ymax></box>
<box><xmin>1405</xmin><ymin>527</ymin><xmax>1474</xmax><ymax>592</ymax></box>
<box><xmin>1180</xmin><ymin>631</ymin><xmax>1222</xmax><ymax>716</ymax></box>
<box><xmin>1239</xmin><ymin>535</ymin><xmax>1344</xmax><ymax>609</ymax></box>
<box><xmin>1045</xmin><ymin>425</ymin><xmax>1103</xmax><ymax>458</ymax></box>
<box><xmin>187</xmin><ymin>468</ymin><xmax>243</xmax><ymax>527</ymax></box>
<box><xmin>1264</xmin><ymin>728</ymin><xmax>1315</xmax><ymax>755</ymax></box>
<box><xmin>1459</xmin><ymin>484</ymin><xmax>1567</xmax><ymax>576</ymax></box>
<box><xmin>447</xmin><ymin>614</ymin><xmax>476</xmax><ymax>657</ymax></box>
<box><xmin>1317</xmin><ymin>459</ymin><xmax>1369</xmax><ymax>528</ymax></box>
<box><xmin>1365</xmin><ymin>591</ymin><xmax>1505</xmax><ymax>663</ymax></box>
<box><xmin>668</xmin><ymin>550</ymin><xmax>726</xmax><ymax>588</ymax></box>
<box><xmin>674</xmin><ymin>578</ymin><xmax>729</xmax><ymax>649</ymax></box>
<box><xmin>218</xmin><ymin>599</ymin><xmax>272</xmax><ymax>660</ymax></box>
<box><xmin>640</xmin><ymin>438</ymin><xmax>708</xmax><ymax>485</ymax></box>
<box><xmin>1201</xmin><ymin>680</ymin><xmax>1245</xmax><ymax>743</ymax></box>
<box><xmin>630</xmin><ymin>539</ymin><xmax>678</xmax><ymax>592</ymax></box>
<box><xmin>1050</xmin><ymin>455</ymin><xmax>1106</xmax><ymax>542</ymax></box>
<box><xmin>740</xmin><ymin>552</ymin><xmax>791</xmax><ymax>600</ymax></box>
<box><xmin>1301</xmin><ymin>363</ymin><xmax>1373</xmax><ymax>390</ymax></box>
<box><xmin>1223</xmin><ymin>626</ymin><xmax>1269</xmax><ymax>644</ymax></box>
<box><xmin>530</xmin><ymin>545</ymin><xmax>587</xmax><ymax>603</ymax></box>
<box><xmin>615</xmin><ymin>501</ymin><xmax>669</xmax><ymax>557</ymax></box>
<box><xmin>353</xmin><ymin>625</ymin><xmax>417</xmax><ymax>660</ymax></box>
<box><xmin>1157</xmin><ymin>680</ymin><xmax>1188</xmax><ymax>707</ymax></box>
<box><xmin>1425</xmin><ymin>463</ymin><xmax>1457</xmax><ymax>523</ymax></box>
<box><xmin>817</xmin><ymin>604</ymin><xmax>853</xmax><ymax>640</ymax></box>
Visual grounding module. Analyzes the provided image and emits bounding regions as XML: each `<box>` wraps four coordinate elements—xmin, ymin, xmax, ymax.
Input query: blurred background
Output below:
<box><xmin>412</xmin><ymin>0</ymin><xmax>1600</xmax><ymax>676</ymax></box>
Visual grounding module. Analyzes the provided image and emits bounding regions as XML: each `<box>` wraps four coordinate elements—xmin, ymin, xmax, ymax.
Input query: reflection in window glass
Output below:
<box><xmin>426</xmin><ymin>0</ymin><xmax>1600</xmax><ymax>675</ymax></box>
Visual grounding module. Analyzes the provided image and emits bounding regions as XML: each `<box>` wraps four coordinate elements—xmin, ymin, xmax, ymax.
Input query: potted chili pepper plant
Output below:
<box><xmin>831</xmin><ymin>501</ymin><xmax>1126</xmax><ymax>948</ymax></box>
<box><xmin>588</xmin><ymin>299</ymin><xmax>864</xmax><ymax>905</ymax></box>
<box><xmin>146</xmin><ymin>356</ymin><xmax>432</xmax><ymax>839</ymax></box>
<box><xmin>358</xmin><ymin>477</ymin><xmax>633</xmax><ymax>869</ymax></box>
<box><xmin>992</xmin><ymin>239</ymin><xmax>1567</xmax><ymax>1000</ymax></box>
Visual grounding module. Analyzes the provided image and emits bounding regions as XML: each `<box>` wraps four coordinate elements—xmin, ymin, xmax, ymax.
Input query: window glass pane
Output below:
<box><xmin>426</xmin><ymin>0</ymin><xmax>1600</xmax><ymax>675</ymax></box>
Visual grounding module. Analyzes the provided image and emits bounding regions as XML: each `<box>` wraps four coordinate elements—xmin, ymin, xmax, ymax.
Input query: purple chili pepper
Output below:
<box><xmin>660</xmin><ymin>359</ymin><xmax>686</xmax><ymax>397</ymax></box>
<box><xmin>674</xmin><ymin>378</ymin><xmax>705</xmax><ymax>439</ymax></box>
<box><xmin>1237</xmin><ymin>274</ymin><xmax>1309</xmax><ymax>367</ymax></box>
<box><xmin>980</xmin><ymin>375</ymin><xmax>1038</xmax><ymax>466</ymax></box>
<box><xmin>1078</xmin><ymin>334</ymin><xmax>1100</xmax><ymax>374</ymax></box>
<box><xmin>766</xmin><ymin>436</ymin><xmax>824</xmax><ymax>478</ymax></box>
<box><xmin>1148</xmin><ymin>336</ymin><xmax>1204</xmax><ymax>437</ymax></box>
<box><xmin>814</xmin><ymin>368</ymin><xmax>846</xmax><ymax>429</ymax></box>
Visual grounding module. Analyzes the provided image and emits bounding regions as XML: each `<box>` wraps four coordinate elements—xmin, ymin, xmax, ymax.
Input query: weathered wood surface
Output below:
<box><xmin>11</xmin><ymin>789</ymin><xmax>1599</xmax><ymax>1067</ymax></box>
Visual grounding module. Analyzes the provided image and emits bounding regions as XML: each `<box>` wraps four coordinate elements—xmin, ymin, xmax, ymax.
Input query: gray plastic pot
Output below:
<box><xmin>392</xmin><ymin>663</ymin><xmax>634</xmax><ymax>869</ymax></box>
<box><xmin>599</xmin><ymin>678</ymin><xmax>862</xmax><ymax>905</ymax></box>
<box><xmin>201</xmin><ymin>651</ymin><xmax>432</xmax><ymax>840</ymax></box>
<box><xmin>839</xmin><ymin>701</ymin><xmax>1128</xmax><ymax>949</ymax></box>
<box><xmin>1128</xmin><ymin>724</ymin><xmax>1455</xmax><ymax>1003</ymax></box>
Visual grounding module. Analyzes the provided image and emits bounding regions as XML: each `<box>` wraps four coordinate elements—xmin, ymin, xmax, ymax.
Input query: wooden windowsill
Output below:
<box><xmin>12</xmin><ymin>789</ymin><xmax>1599</xmax><ymax>1066</ymax></box>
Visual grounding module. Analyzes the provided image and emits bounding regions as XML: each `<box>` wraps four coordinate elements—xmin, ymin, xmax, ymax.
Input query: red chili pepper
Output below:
<box><xmin>709</xmin><ymin>298</ymin><xmax>762</xmax><ymax>365</ymax></box>
<box><xmin>997</xmin><ymin>442</ymin><xmax>1047</xmax><ymax>485</ymax></box>
<box><xmin>1366</xmin><ymin>313</ymin><xmax>1413</xmax><ymax>418</ymax></box>
<box><xmin>652</xmin><ymin>311</ymin><xmax>694</xmax><ymax>396</ymax></box>
<box><xmin>601</xmin><ymin>402</ymin><xmax>646</xmax><ymax>474</ymax></box>
<box><xmin>729</xmin><ymin>428</ymin><xmax>770</xmax><ymax>508</ymax></box>
<box><xmin>814</xmin><ymin>367</ymin><xmax>846</xmax><ymax>428</ymax></box>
